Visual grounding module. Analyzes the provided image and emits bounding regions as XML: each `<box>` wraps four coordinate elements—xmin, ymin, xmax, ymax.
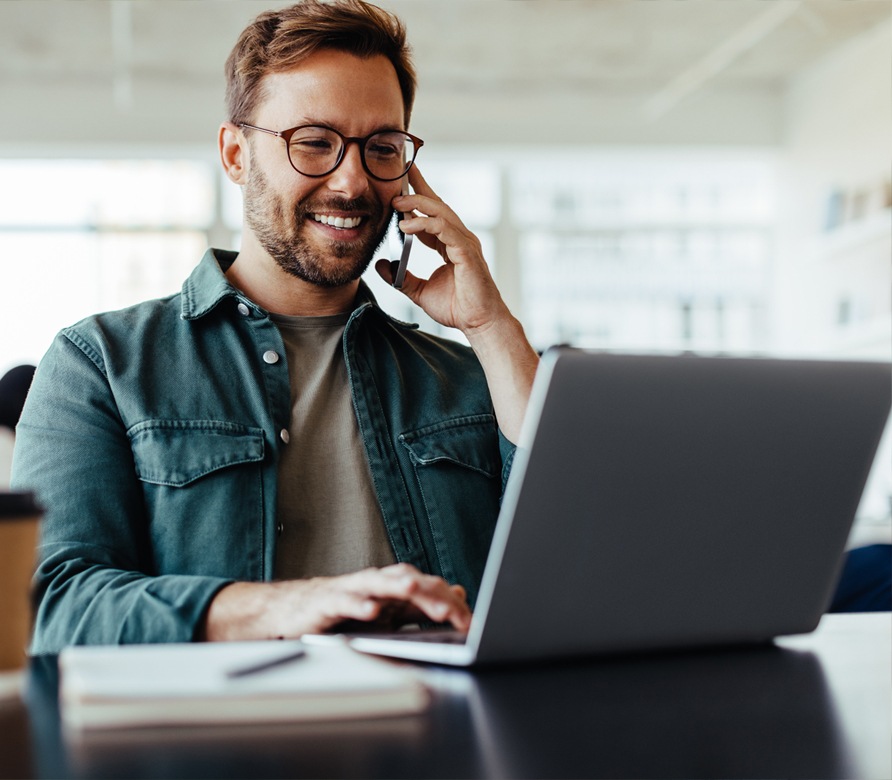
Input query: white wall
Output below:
<box><xmin>774</xmin><ymin>20</ymin><xmax>892</xmax><ymax>545</ymax></box>
<box><xmin>775</xmin><ymin>21</ymin><xmax>892</xmax><ymax>360</ymax></box>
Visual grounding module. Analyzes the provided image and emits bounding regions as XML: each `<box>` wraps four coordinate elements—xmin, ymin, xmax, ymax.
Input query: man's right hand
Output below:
<box><xmin>199</xmin><ymin>563</ymin><xmax>472</xmax><ymax>641</ymax></box>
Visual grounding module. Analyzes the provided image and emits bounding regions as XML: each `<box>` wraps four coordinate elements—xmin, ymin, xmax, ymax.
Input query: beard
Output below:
<box><xmin>243</xmin><ymin>165</ymin><xmax>393</xmax><ymax>289</ymax></box>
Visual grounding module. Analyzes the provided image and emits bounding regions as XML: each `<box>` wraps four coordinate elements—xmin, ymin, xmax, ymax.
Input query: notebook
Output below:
<box><xmin>59</xmin><ymin>640</ymin><xmax>428</xmax><ymax>730</ymax></box>
<box><xmin>347</xmin><ymin>348</ymin><xmax>891</xmax><ymax>666</ymax></box>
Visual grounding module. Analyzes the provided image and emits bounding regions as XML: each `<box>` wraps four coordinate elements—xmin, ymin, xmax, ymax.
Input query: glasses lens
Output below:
<box><xmin>364</xmin><ymin>132</ymin><xmax>415</xmax><ymax>181</ymax></box>
<box><xmin>287</xmin><ymin>126</ymin><xmax>343</xmax><ymax>176</ymax></box>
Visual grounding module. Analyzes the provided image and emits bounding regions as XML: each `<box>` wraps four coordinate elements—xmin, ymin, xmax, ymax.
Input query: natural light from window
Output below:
<box><xmin>0</xmin><ymin>150</ymin><xmax>777</xmax><ymax>376</ymax></box>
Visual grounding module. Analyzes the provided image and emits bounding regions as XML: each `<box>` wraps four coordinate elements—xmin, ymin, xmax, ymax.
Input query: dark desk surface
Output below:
<box><xmin>2</xmin><ymin>614</ymin><xmax>889</xmax><ymax>780</ymax></box>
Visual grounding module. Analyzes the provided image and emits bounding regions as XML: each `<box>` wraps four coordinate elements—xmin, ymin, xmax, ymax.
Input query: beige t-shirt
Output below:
<box><xmin>272</xmin><ymin>312</ymin><xmax>396</xmax><ymax>580</ymax></box>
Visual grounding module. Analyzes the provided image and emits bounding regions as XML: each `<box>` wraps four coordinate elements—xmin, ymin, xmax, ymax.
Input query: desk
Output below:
<box><xmin>2</xmin><ymin>613</ymin><xmax>889</xmax><ymax>780</ymax></box>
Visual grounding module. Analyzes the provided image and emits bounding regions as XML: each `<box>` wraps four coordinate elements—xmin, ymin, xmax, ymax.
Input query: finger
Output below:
<box><xmin>394</xmin><ymin>172</ymin><xmax>462</xmax><ymax>228</ymax></box>
<box><xmin>350</xmin><ymin>566</ymin><xmax>472</xmax><ymax>631</ymax></box>
<box><xmin>417</xmin><ymin>592</ymin><xmax>472</xmax><ymax>631</ymax></box>
<box><xmin>367</xmin><ymin>598</ymin><xmax>429</xmax><ymax>628</ymax></box>
<box><xmin>400</xmin><ymin>214</ymin><xmax>480</xmax><ymax>266</ymax></box>
<box><xmin>341</xmin><ymin>565</ymin><xmax>425</xmax><ymax>600</ymax></box>
<box><xmin>400</xmin><ymin>223</ymin><xmax>443</xmax><ymax>257</ymax></box>
<box><xmin>407</xmin><ymin>164</ymin><xmax>439</xmax><ymax>201</ymax></box>
<box><xmin>391</xmin><ymin>573</ymin><xmax>472</xmax><ymax>630</ymax></box>
<box><xmin>374</xmin><ymin>258</ymin><xmax>427</xmax><ymax>301</ymax></box>
<box><xmin>316</xmin><ymin>589</ymin><xmax>383</xmax><ymax>626</ymax></box>
<box><xmin>303</xmin><ymin>569</ymin><xmax>415</xmax><ymax>629</ymax></box>
<box><xmin>374</xmin><ymin>258</ymin><xmax>396</xmax><ymax>285</ymax></box>
<box><xmin>395</xmin><ymin>213</ymin><xmax>444</xmax><ymax>244</ymax></box>
<box><xmin>395</xmin><ymin>194</ymin><xmax>461</xmax><ymax>231</ymax></box>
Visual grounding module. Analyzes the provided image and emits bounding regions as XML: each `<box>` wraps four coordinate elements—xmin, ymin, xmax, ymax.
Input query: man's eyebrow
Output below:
<box><xmin>277</xmin><ymin>116</ymin><xmax>314</xmax><ymax>130</ymax></box>
<box><xmin>289</xmin><ymin>118</ymin><xmax>407</xmax><ymax>134</ymax></box>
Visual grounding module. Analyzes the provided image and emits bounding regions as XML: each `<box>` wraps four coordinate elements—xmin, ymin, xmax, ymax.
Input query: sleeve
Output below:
<box><xmin>497</xmin><ymin>429</ymin><xmax>517</xmax><ymax>496</ymax></box>
<box><xmin>11</xmin><ymin>330</ymin><xmax>233</xmax><ymax>654</ymax></box>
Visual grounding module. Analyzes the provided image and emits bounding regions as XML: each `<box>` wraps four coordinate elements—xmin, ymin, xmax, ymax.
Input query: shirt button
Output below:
<box><xmin>276</xmin><ymin>523</ymin><xmax>284</xmax><ymax>536</ymax></box>
<box><xmin>280</xmin><ymin>429</ymin><xmax>290</xmax><ymax>444</ymax></box>
<box><xmin>262</xmin><ymin>350</ymin><xmax>280</xmax><ymax>365</ymax></box>
<box><xmin>237</xmin><ymin>302</ymin><xmax>250</xmax><ymax>317</ymax></box>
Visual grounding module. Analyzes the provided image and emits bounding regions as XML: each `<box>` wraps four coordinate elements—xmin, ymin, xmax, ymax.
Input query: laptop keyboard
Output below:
<box><xmin>406</xmin><ymin>630</ymin><xmax>467</xmax><ymax>644</ymax></box>
<box><xmin>348</xmin><ymin>629</ymin><xmax>467</xmax><ymax>644</ymax></box>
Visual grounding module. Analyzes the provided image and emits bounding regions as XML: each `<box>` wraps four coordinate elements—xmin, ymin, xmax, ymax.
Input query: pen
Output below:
<box><xmin>225</xmin><ymin>645</ymin><xmax>307</xmax><ymax>679</ymax></box>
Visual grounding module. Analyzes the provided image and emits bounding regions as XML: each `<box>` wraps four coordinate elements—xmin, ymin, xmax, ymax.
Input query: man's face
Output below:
<box><xmin>243</xmin><ymin>50</ymin><xmax>405</xmax><ymax>288</ymax></box>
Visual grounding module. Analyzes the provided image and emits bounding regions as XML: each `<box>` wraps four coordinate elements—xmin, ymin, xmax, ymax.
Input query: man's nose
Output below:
<box><xmin>325</xmin><ymin>141</ymin><xmax>371</xmax><ymax>199</ymax></box>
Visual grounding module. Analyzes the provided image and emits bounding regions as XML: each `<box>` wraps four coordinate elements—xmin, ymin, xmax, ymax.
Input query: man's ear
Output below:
<box><xmin>219</xmin><ymin>122</ymin><xmax>248</xmax><ymax>185</ymax></box>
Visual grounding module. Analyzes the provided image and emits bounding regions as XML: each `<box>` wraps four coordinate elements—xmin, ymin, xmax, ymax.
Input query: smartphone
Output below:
<box><xmin>392</xmin><ymin>178</ymin><xmax>412</xmax><ymax>289</ymax></box>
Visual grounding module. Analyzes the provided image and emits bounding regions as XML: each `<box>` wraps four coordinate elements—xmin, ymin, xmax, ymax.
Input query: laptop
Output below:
<box><xmin>347</xmin><ymin>348</ymin><xmax>891</xmax><ymax>666</ymax></box>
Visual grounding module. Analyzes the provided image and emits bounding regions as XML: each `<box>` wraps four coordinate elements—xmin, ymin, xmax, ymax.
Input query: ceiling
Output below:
<box><xmin>0</xmin><ymin>0</ymin><xmax>889</xmax><ymax>148</ymax></box>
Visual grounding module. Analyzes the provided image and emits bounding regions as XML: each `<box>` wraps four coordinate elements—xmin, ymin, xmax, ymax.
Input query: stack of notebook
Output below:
<box><xmin>59</xmin><ymin>640</ymin><xmax>427</xmax><ymax>731</ymax></box>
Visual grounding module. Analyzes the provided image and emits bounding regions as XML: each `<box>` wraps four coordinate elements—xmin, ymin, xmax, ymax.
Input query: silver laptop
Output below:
<box><xmin>348</xmin><ymin>348</ymin><xmax>891</xmax><ymax>666</ymax></box>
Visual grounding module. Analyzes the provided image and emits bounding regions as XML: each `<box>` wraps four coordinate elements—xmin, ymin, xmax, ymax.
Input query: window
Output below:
<box><xmin>1</xmin><ymin>150</ymin><xmax>778</xmax><ymax>377</ymax></box>
<box><xmin>511</xmin><ymin>151</ymin><xmax>777</xmax><ymax>354</ymax></box>
<box><xmin>0</xmin><ymin>159</ymin><xmax>215</xmax><ymax>373</ymax></box>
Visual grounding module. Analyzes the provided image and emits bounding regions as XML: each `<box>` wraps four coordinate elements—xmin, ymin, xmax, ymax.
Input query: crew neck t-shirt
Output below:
<box><xmin>271</xmin><ymin>311</ymin><xmax>396</xmax><ymax>580</ymax></box>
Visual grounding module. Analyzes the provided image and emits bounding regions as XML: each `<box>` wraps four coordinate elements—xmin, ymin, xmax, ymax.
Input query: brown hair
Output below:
<box><xmin>225</xmin><ymin>0</ymin><xmax>416</xmax><ymax>127</ymax></box>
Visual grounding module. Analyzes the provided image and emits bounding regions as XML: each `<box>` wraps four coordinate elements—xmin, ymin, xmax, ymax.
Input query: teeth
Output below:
<box><xmin>313</xmin><ymin>214</ymin><xmax>362</xmax><ymax>229</ymax></box>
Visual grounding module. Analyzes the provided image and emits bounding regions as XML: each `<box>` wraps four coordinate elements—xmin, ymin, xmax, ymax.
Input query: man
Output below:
<box><xmin>13</xmin><ymin>0</ymin><xmax>539</xmax><ymax>652</ymax></box>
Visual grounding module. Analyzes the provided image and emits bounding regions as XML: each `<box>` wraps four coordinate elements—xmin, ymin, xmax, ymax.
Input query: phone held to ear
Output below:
<box><xmin>392</xmin><ymin>178</ymin><xmax>412</xmax><ymax>289</ymax></box>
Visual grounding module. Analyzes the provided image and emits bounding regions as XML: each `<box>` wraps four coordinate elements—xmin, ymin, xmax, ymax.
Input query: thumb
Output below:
<box><xmin>374</xmin><ymin>258</ymin><xmax>424</xmax><ymax>302</ymax></box>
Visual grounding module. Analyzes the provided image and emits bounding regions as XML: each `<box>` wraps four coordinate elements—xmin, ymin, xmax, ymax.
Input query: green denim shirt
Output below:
<box><xmin>14</xmin><ymin>249</ymin><xmax>514</xmax><ymax>654</ymax></box>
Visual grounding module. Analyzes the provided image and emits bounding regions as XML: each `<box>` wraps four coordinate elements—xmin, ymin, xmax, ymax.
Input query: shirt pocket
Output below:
<box><xmin>399</xmin><ymin>414</ymin><xmax>501</xmax><ymax>604</ymax></box>
<box><xmin>129</xmin><ymin>420</ymin><xmax>266</xmax><ymax>579</ymax></box>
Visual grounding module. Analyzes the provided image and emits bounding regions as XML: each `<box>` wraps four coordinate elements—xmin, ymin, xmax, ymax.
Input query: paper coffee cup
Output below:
<box><xmin>0</xmin><ymin>491</ymin><xmax>41</xmax><ymax>674</ymax></box>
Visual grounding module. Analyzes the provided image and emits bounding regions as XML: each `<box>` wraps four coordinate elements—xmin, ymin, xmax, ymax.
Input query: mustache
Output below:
<box><xmin>297</xmin><ymin>196</ymin><xmax>383</xmax><ymax>218</ymax></box>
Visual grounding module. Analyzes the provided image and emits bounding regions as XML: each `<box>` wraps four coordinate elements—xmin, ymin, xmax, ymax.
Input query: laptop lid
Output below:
<box><xmin>352</xmin><ymin>350</ymin><xmax>891</xmax><ymax>665</ymax></box>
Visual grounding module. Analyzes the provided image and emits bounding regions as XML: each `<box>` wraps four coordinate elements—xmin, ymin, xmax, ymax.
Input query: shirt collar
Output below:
<box><xmin>180</xmin><ymin>248</ymin><xmax>416</xmax><ymax>330</ymax></box>
<box><xmin>180</xmin><ymin>248</ymin><xmax>240</xmax><ymax>320</ymax></box>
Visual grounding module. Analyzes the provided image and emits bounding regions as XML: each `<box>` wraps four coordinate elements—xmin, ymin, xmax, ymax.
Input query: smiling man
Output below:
<box><xmin>13</xmin><ymin>0</ymin><xmax>540</xmax><ymax>651</ymax></box>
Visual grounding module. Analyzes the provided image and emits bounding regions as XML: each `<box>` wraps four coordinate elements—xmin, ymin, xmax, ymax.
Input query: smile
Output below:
<box><xmin>313</xmin><ymin>213</ymin><xmax>363</xmax><ymax>229</ymax></box>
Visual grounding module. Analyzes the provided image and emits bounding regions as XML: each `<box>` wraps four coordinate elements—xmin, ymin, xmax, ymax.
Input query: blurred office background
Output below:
<box><xmin>0</xmin><ymin>0</ymin><xmax>890</xmax><ymax>539</ymax></box>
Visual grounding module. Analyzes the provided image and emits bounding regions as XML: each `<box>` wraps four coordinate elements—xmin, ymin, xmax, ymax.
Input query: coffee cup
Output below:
<box><xmin>0</xmin><ymin>491</ymin><xmax>41</xmax><ymax>693</ymax></box>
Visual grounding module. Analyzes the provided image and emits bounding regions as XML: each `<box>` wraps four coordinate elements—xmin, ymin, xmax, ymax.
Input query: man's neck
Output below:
<box><xmin>225</xmin><ymin>240</ymin><xmax>359</xmax><ymax>317</ymax></box>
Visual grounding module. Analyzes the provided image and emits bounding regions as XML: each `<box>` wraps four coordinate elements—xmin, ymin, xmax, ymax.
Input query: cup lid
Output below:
<box><xmin>0</xmin><ymin>490</ymin><xmax>43</xmax><ymax>518</ymax></box>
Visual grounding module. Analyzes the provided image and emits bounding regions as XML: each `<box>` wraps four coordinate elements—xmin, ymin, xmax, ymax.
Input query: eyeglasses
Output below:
<box><xmin>239</xmin><ymin>123</ymin><xmax>424</xmax><ymax>182</ymax></box>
